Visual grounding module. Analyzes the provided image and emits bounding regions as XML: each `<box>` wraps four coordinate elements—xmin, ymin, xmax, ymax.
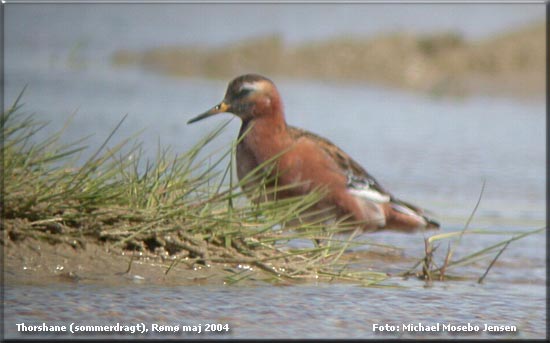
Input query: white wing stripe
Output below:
<box><xmin>348</xmin><ymin>187</ymin><xmax>390</xmax><ymax>203</ymax></box>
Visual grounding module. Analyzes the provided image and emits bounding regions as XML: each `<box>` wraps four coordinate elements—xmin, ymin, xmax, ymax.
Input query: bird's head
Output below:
<box><xmin>187</xmin><ymin>74</ymin><xmax>284</xmax><ymax>124</ymax></box>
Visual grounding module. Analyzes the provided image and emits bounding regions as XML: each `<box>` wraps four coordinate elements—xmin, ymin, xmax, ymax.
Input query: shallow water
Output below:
<box><xmin>4</xmin><ymin>279</ymin><xmax>545</xmax><ymax>339</ymax></box>
<box><xmin>4</xmin><ymin>4</ymin><xmax>546</xmax><ymax>340</ymax></box>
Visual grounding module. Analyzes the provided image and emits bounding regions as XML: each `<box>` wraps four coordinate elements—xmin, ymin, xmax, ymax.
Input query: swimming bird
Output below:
<box><xmin>187</xmin><ymin>74</ymin><xmax>439</xmax><ymax>233</ymax></box>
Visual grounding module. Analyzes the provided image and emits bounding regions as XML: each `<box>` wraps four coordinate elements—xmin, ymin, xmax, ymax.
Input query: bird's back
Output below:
<box><xmin>287</xmin><ymin>125</ymin><xmax>440</xmax><ymax>231</ymax></box>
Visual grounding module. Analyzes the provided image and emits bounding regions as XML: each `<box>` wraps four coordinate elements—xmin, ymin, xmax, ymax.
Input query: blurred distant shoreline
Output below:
<box><xmin>112</xmin><ymin>22</ymin><xmax>544</xmax><ymax>101</ymax></box>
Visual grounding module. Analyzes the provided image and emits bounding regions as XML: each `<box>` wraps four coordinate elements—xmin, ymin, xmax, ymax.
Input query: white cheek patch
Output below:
<box><xmin>240</xmin><ymin>80</ymin><xmax>271</xmax><ymax>94</ymax></box>
<box><xmin>240</xmin><ymin>82</ymin><xmax>262</xmax><ymax>93</ymax></box>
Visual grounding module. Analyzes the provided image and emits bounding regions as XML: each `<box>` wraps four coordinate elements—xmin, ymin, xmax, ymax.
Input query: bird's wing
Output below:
<box><xmin>288</xmin><ymin>125</ymin><xmax>391</xmax><ymax>203</ymax></box>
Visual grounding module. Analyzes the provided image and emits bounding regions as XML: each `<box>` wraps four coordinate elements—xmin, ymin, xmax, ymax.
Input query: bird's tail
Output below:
<box><xmin>384</xmin><ymin>198</ymin><xmax>440</xmax><ymax>232</ymax></box>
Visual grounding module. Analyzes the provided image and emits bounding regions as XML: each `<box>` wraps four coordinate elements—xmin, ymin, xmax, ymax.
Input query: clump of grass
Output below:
<box><xmin>402</xmin><ymin>226</ymin><xmax>544</xmax><ymax>286</ymax></box>
<box><xmin>399</xmin><ymin>181</ymin><xmax>544</xmax><ymax>285</ymax></box>
<box><xmin>2</xmin><ymin>92</ymin><xmax>390</xmax><ymax>285</ymax></box>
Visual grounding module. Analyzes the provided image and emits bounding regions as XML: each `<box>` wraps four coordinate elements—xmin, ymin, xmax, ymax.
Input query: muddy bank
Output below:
<box><xmin>3</xmin><ymin>236</ymin><xmax>238</xmax><ymax>287</ymax></box>
<box><xmin>4</xmin><ymin>235</ymin><xmax>411</xmax><ymax>287</ymax></box>
<box><xmin>112</xmin><ymin>22</ymin><xmax>544</xmax><ymax>100</ymax></box>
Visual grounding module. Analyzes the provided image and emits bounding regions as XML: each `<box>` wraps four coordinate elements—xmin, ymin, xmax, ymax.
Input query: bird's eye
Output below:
<box><xmin>215</xmin><ymin>104</ymin><xmax>221</xmax><ymax>110</ymax></box>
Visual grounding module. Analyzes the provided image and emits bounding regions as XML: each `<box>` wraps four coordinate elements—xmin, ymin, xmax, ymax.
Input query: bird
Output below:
<box><xmin>187</xmin><ymin>74</ymin><xmax>439</xmax><ymax>233</ymax></box>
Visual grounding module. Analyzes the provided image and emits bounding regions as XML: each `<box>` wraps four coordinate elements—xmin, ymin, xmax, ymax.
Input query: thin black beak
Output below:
<box><xmin>187</xmin><ymin>102</ymin><xmax>230</xmax><ymax>124</ymax></box>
